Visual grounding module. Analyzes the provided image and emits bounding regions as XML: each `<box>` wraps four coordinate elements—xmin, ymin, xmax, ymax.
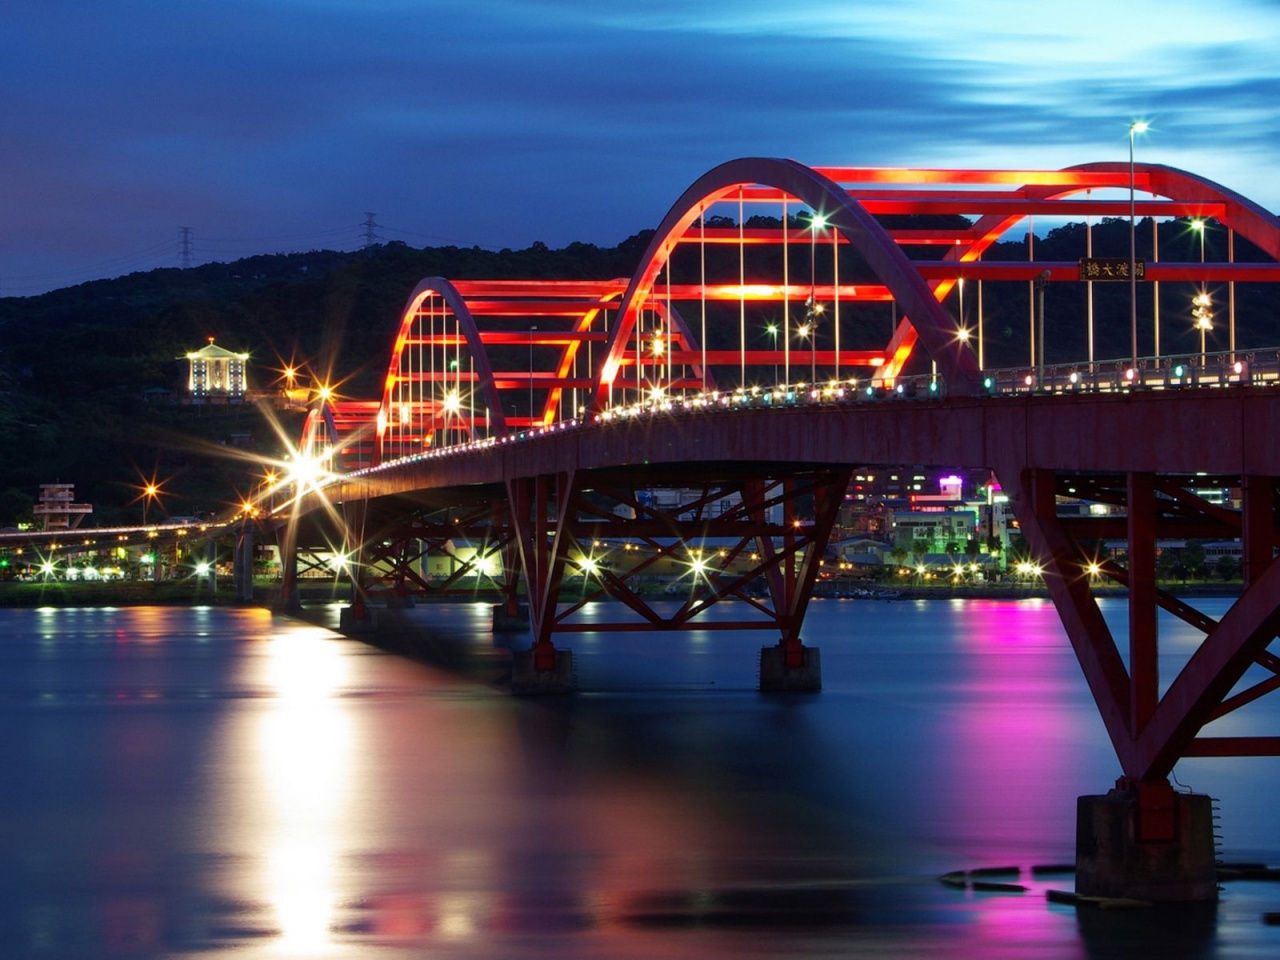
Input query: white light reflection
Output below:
<box><xmin>257</xmin><ymin>629</ymin><xmax>353</xmax><ymax>954</ymax></box>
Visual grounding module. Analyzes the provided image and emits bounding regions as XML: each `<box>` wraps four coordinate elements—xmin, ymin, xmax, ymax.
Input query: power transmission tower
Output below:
<box><xmin>180</xmin><ymin>227</ymin><xmax>193</xmax><ymax>269</ymax></box>
<box><xmin>361</xmin><ymin>212</ymin><xmax>380</xmax><ymax>249</ymax></box>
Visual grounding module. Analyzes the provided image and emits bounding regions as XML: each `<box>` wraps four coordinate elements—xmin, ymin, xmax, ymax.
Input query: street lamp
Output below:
<box><xmin>1128</xmin><ymin>120</ymin><xmax>1149</xmax><ymax>376</ymax></box>
<box><xmin>1189</xmin><ymin>218</ymin><xmax>1206</xmax><ymax>263</ymax></box>
<box><xmin>809</xmin><ymin>211</ymin><xmax>827</xmax><ymax>293</ymax></box>
<box><xmin>807</xmin><ymin>211</ymin><xmax>827</xmax><ymax>384</ymax></box>
<box><xmin>799</xmin><ymin>299</ymin><xmax>823</xmax><ymax>383</ymax></box>
<box><xmin>1192</xmin><ymin>291</ymin><xmax>1213</xmax><ymax>364</ymax></box>
<box><xmin>796</xmin><ymin>319</ymin><xmax>812</xmax><ymax>383</ymax></box>
<box><xmin>1189</xmin><ymin>217</ymin><xmax>1210</xmax><ymax>367</ymax></box>
<box><xmin>528</xmin><ymin>325</ymin><xmax>537</xmax><ymax>428</ymax></box>
<box><xmin>766</xmin><ymin>322</ymin><xmax>778</xmax><ymax>384</ymax></box>
<box><xmin>1035</xmin><ymin>269</ymin><xmax>1051</xmax><ymax>388</ymax></box>
<box><xmin>143</xmin><ymin>483</ymin><xmax>159</xmax><ymax>525</ymax></box>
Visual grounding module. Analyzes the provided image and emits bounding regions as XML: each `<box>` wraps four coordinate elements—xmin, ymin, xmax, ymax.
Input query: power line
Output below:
<box><xmin>180</xmin><ymin>227</ymin><xmax>193</xmax><ymax>269</ymax></box>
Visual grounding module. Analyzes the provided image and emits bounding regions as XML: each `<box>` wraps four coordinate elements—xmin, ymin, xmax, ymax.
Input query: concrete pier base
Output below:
<box><xmin>759</xmin><ymin>643</ymin><xmax>822</xmax><ymax>692</ymax></box>
<box><xmin>338</xmin><ymin>605</ymin><xmax>378</xmax><ymax>634</ymax></box>
<box><xmin>1076</xmin><ymin>783</ymin><xmax>1218</xmax><ymax>902</ymax></box>
<box><xmin>511</xmin><ymin>648</ymin><xmax>575</xmax><ymax>695</ymax></box>
<box><xmin>493</xmin><ymin>602</ymin><xmax>530</xmax><ymax>633</ymax></box>
<box><xmin>271</xmin><ymin>594</ymin><xmax>303</xmax><ymax>616</ymax></box>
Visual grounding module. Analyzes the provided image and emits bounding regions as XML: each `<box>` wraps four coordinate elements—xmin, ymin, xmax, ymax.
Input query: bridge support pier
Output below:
<box><xmin>233</xmin><ymin>519</ymin><xmax>254</xmax><ymax>604</ymax></box>
<box><xmin>511</xmin><ymin>646</ymin><xmax>574</xmax><ymax>695</ymax></box>
<box><xmin>492</xmin><ymin>602</ymin><xmax>529</xmax><ymax>632</ymax></box>
<box><xmin>1076</xmin><ymin>780</ymin><xmax>1217</xmax><ymax>902</ymax></box>
<box><xmin>272</xmin><ymin>521</ymin><xmax>302</xmax><ymax>614</ymax></box>
<box><xmin>338</xmin><ymin>598</ymin><xmax>378</xmax><ymax>634</ymax></box>
<box><xmin>759</xmin><ymin>642</ymin><xmax>821</xmax><ymax>692</ymax></box>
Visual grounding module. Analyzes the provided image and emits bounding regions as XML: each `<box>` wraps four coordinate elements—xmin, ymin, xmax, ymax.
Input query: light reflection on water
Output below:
<box><xmin>0</xmin><ymin>600</ymin><xmax>1278</xmax><ymax>958</ymax></box>
<box><xmin>257</xmin><ymin>630</ymin><xmax>353</xmax><ymax>954</ymax></box>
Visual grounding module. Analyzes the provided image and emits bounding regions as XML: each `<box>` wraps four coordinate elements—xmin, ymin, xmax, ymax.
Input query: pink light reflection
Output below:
<box><xmin>930</xmin><ymin>599</ymin><xmax>1107</xmax><ymax>865</ymax></box>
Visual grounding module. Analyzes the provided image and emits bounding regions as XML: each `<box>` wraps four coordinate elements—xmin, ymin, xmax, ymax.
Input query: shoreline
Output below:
<box><xmin>0</xmin><ymin>579</ymin><xmax>1243</xmax><ymax>609</ymax></box>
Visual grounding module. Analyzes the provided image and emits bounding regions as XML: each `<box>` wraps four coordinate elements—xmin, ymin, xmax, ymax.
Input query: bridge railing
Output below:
<box><xmin>982</xmin><ymin>347</ymin><xmax>1278</xmax><ymax>395</ymax></box>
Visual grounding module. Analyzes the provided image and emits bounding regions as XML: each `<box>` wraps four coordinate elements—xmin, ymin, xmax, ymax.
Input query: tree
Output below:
<box><xmin>1184</xmin><ymin>540</ymin><xmax>1208</xmax><ymax>581</ymax></box>
<box><xmin>1157</xmin><ymin>546</ymin><xmax>1188</xmax><ymax>583</ymax></box>
<box><xmin>1215</xmin><ymin>554</ymin><xmax>1240</xmax><ymax>582</ymax></box>
<box><xmin>0</xmin><ymin>487</ymin><xmax>34</xmax><ymax>527</ymax></box>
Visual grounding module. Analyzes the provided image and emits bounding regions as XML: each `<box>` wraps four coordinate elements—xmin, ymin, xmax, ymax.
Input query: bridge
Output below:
<box><xmin>266</xmin><ymin>157</ymin><xmax>1280</xmax><ymax>901</ymax></box>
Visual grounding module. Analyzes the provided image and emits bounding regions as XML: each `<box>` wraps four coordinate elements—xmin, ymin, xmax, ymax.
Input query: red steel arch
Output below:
<box><xmin>301</xmin><ymin>157</ymin><xmax>1280</xmax><ymax>475</ymax></box>
<box><xmin>585</xmin><ymin>159</ymin><xmax>1280</xmax><ymax>415</ymax></box>
<box><xmin>373</xmin><ymin>277</ymin><xmax>629</xmax><ymax>462</ymax></box>
<box><xmin>589</xmin><ymin>157</ymin><xmax>986</xmax><ymax>411</ymax></box>
<box><xmin>376</xmin><ymin>277</ymin><xmax>506</xmax><ymax>463</ymax></box>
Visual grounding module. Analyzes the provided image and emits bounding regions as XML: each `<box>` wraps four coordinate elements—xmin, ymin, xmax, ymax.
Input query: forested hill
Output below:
<box><xmin>0</xmin><ymin>236</ymin><xmax>655</xmax><ymax>526</ymax></box>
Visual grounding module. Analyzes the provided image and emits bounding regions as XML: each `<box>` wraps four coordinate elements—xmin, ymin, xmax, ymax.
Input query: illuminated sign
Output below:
<box><xmin>1078</xmin><ymin>257</ymin><xmax>1145</xmax><ymax>281</ymax></box>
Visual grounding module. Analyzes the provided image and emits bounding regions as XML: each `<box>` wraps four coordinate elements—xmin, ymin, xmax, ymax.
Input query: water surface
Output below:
<box><xmin>2</xmin><ymin>598</ymin><xmax>1278</xmax><ymax>958</ymax></box>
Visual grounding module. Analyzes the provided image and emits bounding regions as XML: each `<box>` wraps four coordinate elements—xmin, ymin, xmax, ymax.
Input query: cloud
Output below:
<box><xmin>2</xmin><ymin>0</ymin><xmax>1279</xmax><ymax>294</ymax></box>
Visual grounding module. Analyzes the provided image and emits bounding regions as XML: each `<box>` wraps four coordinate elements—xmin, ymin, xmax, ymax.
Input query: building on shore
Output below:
<box><xmin>183</xmin><ymin>338</ymin><xmax>248</xmax><ymax>403</ymax></box>
<box><xmin>31</xmin><ymin>483</ymin><xmax>92</xmax><ymax>531</ymax></box>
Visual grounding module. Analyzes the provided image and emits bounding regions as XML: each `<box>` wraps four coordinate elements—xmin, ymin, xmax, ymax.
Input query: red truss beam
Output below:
<box><xmin>355</xmin><ymin>502</ymin><xmax>515</xmax><ymax>600</ymax></box>
<box><xmin>1010</xmin><ymin>467</ymin><xmax>1280</xmax><ymax>780</ymax></box>
<box><xmin>808</xmin><ymin>167</ymin><xmax>1137</xmax><ymax>187</ymax></box>
<box><xmin>450</xmin><ymin>279</ymin><xmax>628</xmax><ymax>298</ymax></box>
<box><xmin>338</xmin><ymin>158</ymin><xmax>1280</xmax><ymax>470</ymax></box>
<box><xmin>499</xmin><ymin>472</ymin><xmax>851</xmax><ymax>664</ymax></box>
<box><xmin>291</xmin><ymin>158</ymin><xmax>1280</xmax><ymax>776</ymax></box>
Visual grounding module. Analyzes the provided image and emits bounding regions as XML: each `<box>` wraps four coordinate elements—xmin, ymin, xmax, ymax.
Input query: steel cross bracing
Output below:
<box><xmin>267</xmin><ymin>157</ymin><xmax>1280</xmax><ymax>789</ymax></box>
<box><xmin>1013</xmin><ymin>469</ymin><xmax>1280</xmax><ymax>782</ymax></box>
<box><xmin>350</xmin><ymin>501</ymin><xmax>515</xmax><ymax>603</ymax></box>
<box><xmin>494</xmin><ymin>468</ymin><xmax>852</xmax><ymax>671</ymax></box>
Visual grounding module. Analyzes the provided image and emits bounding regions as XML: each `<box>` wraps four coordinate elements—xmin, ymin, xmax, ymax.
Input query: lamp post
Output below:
<box><xmin>1192</xmin><ymin>291</ymin><xmax>1213</xmax><ymax>365</ymax></box>
<box><xmin>796</xmin><ymin>317</ymin><xmax>813</xmax><ymax>384</ymax></box>
<box><xmin>808</xmin><ymin>212</ymin><xmax>826</xmax><ymax>385</ymax></box>
<box><xmin>1128</xmin><ymin>120</ymin><xmax>1149</xmax><ymax>376</ymax></box>
<box><xmin>528</xmin><ymin>325</ymin><xmax>537</xmax><ymax>428</ymax></box>
<box><xmin>800</xmin><ymin>300</ymin><xmax>822</xmax><ymax>384</ymax></box>
<box><xmin>1035</xmin><ymin>270</ymin><xmax>1051</xmax><ymax>388</ymax></box>
<box><xmin>1190</xmin><ymin>217</ymin><xmax>1209</xmax><ymax>369</ymax></box>
<box><xmin>143</xmin><ymin>484</ymin><xmax>158</xmax><ymax>525</ymax></box>
<box><xmin>766</xmin><ymin>322</ymin><xmax>778</xmax><ymax>384</ymax></box>
<box><xmin>1190</xmin><ymin>217</ymin><xmax>1206</xmax><ymax>263</ymax></box>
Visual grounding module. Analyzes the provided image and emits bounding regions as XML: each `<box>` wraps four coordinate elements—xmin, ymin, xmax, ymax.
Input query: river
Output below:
<box><xmin>1</xmin><ymin>597</ymin><xmax>1278</xmax><ymax>958</ymax></box>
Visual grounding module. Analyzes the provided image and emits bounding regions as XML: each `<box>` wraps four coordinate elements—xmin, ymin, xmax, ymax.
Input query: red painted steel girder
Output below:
<box><xmin>316</xmin><ymin>390</ymin><xmax>1280</xmax><ymax>775</ymax></box>
<box><xmin>710</xmin><ymin>194</ymin><xmax>1221</xmax><ymax>218</ymax></box>
<box><xmin>285</xmin><ymin>157</ymin><xmax>1280</xmax><ymax>784</ymax></box>
<box><xmin>590</xmin><ymin>158</ymin><xmax>986</xmax><ymax>407</ymax></box>
<box><xmin>380</xmin><ymin>277</ymin><xmax>629</xmax><ymax>446</ymax></box>
<box><xmin>316</xmin><ymin>158</ymin><xmax>1280</xmax><ymax>472</ymax></box>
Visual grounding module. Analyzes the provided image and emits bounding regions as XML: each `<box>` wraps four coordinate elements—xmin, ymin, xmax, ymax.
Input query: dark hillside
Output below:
<box><xmin>0</xmin><ymin>236</ymin><xmax>653</xmax><ymax>525</ymax></box>
<box><xmin>0</xmin><ymin>219</ymin><xmax>1275</xmax><ymax>528</ymax></box>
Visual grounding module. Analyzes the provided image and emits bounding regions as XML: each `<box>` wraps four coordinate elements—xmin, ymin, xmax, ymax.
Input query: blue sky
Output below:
<box><xmin>3</xmin><ymin>0</ymin><xmax>1279</xmax><ymax>296</ymax></box>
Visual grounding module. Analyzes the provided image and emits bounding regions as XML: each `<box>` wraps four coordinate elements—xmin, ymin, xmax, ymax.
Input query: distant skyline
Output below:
<box><xmin>4</xmin><ymin>0</ymin><xmax>1280</xmax><ymax>297</ymax></box>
